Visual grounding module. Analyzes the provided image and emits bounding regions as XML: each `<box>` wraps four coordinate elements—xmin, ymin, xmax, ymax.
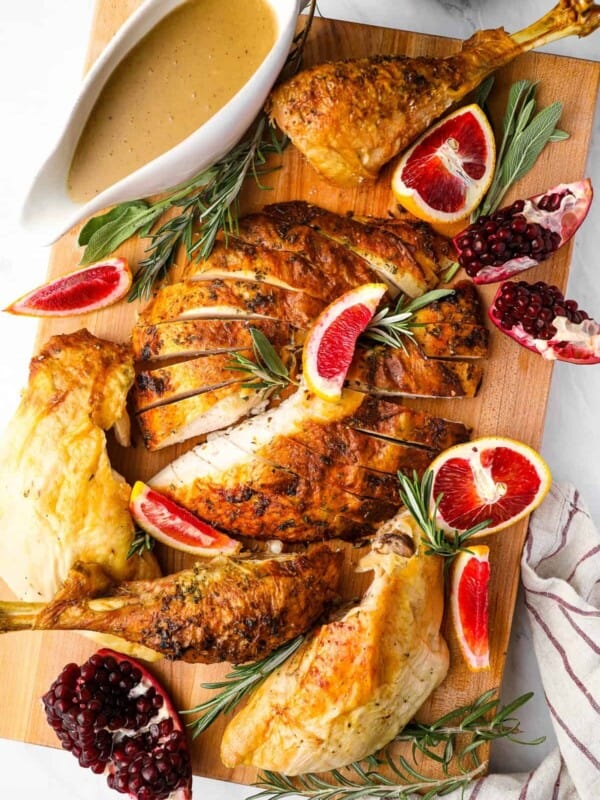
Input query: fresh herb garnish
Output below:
<box><xmin>396</xmin><ymin>688</ymin><xmax>544</xmax><ymax>765</ymax></box>
<box><xmin>227</xmin><ymin>327</ymin><xmax>296</xmax><ymax>394</ymax></box>
<box><xmin>253</xmin><ymin>761</ymin><xmax>487</xmax><ymax>800</ymax></box>
<box><xmin>251</xmin><ymin>689</ymin><xmax>543</xmax><ymax>800</ymax></box>
<box><xmin>79</xmin><ymin>117</ymin><xmax>288</xmax><ymax>301</ymax></box>
<box><xmin>475</xmin><ymin>75</ymin><xmax>496</xmax><ymax>116</ymax></box>
<box><xmin>475</xmin><ymin>78</ymin><xmax>569</xmax><ymax>219</ymax></box>
<box><xmin>441</xmin><ymin>261</ymin><xmax>461</xmax><ymax>283</ymax></box>
<box><xmin>78</xmin><ymin>3</ymin><xmax>317</xmax><ymax>300</ymax></box>
<box><xmin>126</xmin><ymin>528</ymin><xmax>155</xmax><ymax>559</ymax></box>
<box><xmin>363</xmin><ymin>288</ymin><xmax>454</xmax><ymax>351</ymax></box>
<box><xmin>397</xmin><ymin>470</ymin><xmax>490</xmax><ymax>565</ymax></box>
<box><xmin>182</xmin><ymin>634</ymin><xmax>305</xmax><ymax>738</ymax></box>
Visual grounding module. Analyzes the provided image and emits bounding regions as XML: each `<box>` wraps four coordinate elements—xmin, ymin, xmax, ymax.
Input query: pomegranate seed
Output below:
<box><xmin>452</xmin><ymin>183</ymin><xmax>593</xmax><ymax>283</ymax></box>
<box><xmin>492</xmin><ymin>280</ymin><xmax>594</xmax><ymax>342</ymax></box>
<box><xmin>41</xmin><ymin>650</ymin><xmax>192</xmax><ymax>800</ymax></box>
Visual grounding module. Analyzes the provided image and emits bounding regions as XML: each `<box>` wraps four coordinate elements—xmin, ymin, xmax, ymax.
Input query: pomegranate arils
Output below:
<box><xmin>42</xmin><ymin>650</ymin><xmax>192</xmax><ymax>800</ymax></box>
<box><xmin>493</xmin><ymin>280</ymin><xmax>588</xmax><ymax>340</ymax></box>
<box><xmin>453</xmin><ymin>179</ymin><xmax>593</xmax><ymax>285</ymax></box>
<box><xmin>490</xmin><ymin>280</ymin><xmax>600</xmax><ymax>364</ymax></box>
<box><xmin>457</xmin><ymin>200</ymin><xmax>562</xmax><ymax>278</ymax></box>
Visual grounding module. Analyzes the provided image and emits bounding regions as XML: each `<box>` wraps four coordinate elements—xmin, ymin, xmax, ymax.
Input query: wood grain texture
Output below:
<box><xmin>0</xmin><ymin>0</ymin><xmax>599</xmax><ymax>787</ymax></box>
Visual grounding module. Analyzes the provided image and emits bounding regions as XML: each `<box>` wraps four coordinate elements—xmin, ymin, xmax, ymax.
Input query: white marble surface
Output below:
<box><xmin>0</xmin><ymin>0</ymin><xmax>599</xmax><ymax>796</ymax></box>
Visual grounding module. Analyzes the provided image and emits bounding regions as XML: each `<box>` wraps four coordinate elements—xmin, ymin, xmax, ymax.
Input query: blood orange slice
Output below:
<box><xmin>391</xmin><ymin>104</ymin><xmax>495</xmax><ymax>234</ymax></box>
<box><xmin>429</xmin><ymin>437</ymin><xmax>552</xmax><ymax>535</ymax></box>
<box><xmin>5</xmin><ymin>257</ymin><xmax>132</xmax><ymax>317</ymax></box>
<box><xmin>130</xmin><ymin>481</ymin><xmax>241</xmax><ymax>556</ymax></box>
<box><xmin>302</xmin><ymin>283</ymin><xmax>388</xmax><ymax>401</ymax></box>
<box><xmin>451</xmin><ymin>545</ymin><xmax>490</xmax><ymax>671</ymax></box>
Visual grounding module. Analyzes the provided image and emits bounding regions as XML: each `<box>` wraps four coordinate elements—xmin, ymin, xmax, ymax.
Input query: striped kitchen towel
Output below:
<box><xmin>449</xmin><ymin>482</ymin><xmax>600</xmax><ymax>800</ymax></box>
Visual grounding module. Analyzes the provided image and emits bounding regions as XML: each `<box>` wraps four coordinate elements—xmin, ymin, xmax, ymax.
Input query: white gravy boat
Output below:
<box><xmin>21</xmin><ymin>0</ymin><xmax>305</xmax><ymax>244</ymax></box>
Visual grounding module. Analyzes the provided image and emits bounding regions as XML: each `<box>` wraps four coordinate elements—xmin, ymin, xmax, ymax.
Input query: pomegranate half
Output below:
<box><xmin>454</xmin><ymin>179</ymin><xmax>593</xmax><ymax>284</ymax></box>
<box><xmin>42</xmin><ymin>649</ymin><xmax>192</xmax><ymax>799</ymax></box>
<box><xmin>489</xmin><ymin>280</ymin><xmax>600</xmax><ymax>364</ymax></box>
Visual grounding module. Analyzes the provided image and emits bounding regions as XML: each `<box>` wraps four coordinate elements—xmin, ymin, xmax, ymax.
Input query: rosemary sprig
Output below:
<box><xmin>78</xmin><ymin>117</ymin><xmax>288</xmax><ymax>301</ymax></box>
<box><xmin>397</xmin><ymin>688</ymin><xmax>545</xmax><ymax>768</ymax></box>
<box><xmin>78</xmin><ymin>3</ymin><xmax>317</xmax><ymax>300</ymax></box>
<box><xmin>227</xmin><ymin>327</ymin><xmax>296</xmax><ymax>393</ymax></box>
<box><xmin>397</xmin><ymin>470</ymin><xmax>490</xmax><ymax>564</ymax></box>
<box><xmin>250</xmin><ymin>689</ymin><xmax>543</xmax><ymax>800</ymax></box>
<box><xmin>252</xmin><ymin>761</ymin><xmax>487</xmax><ymax>800</ymax></box>
<box><xmin>182</xmin><ymin>634</ymin><xmax>305</xmax><ymax>738</ymax></box>
<box><xmin>474</xmin><ymin>75</ymin><xmax>495</xmax><ymax>116</ymax></box>
<box><xmin>363</xmin><ymin>289</ymin><xmax>454</xmax><ymax>351</ymax></box>
<box><xmin>126</xmin><ymin>528</ymin><xmax>155</xmax><ymax>559</ymax></box>
<box><xmin>474</xmin><ymin>78</ymin><xmax>569</xmax><ymax>220</ymax></box>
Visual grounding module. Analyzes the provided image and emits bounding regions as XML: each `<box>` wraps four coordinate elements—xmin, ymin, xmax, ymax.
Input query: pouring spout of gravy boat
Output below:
<box><xmin>20</xmin><ymin>0</ymin><xmax>306</xmax><ymax>245</ymax></box>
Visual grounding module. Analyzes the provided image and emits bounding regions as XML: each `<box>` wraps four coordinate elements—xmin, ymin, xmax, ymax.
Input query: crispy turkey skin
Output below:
<box><xmin>0</xmin><ymin>330</ymin><xmax>159</xmax><ymax>602</ymax></box>
<box><xmin>268</xmin><ymin>1</ymin><xmax>600</xmax><ymax>185</ymax></box>
<box><xmin>149</xmin><ymin>387</ymin><xmax>470</xmax><ymax>541</ymax></box>
<box><xmin>220</xmin><ymin>513</ymin><xmax>449</xmax><ymax>774</ymax></box>
<box><xmin>0</xmin><ymin>545</ymin><xmax>344</xmax><ymax>664</ymax></box>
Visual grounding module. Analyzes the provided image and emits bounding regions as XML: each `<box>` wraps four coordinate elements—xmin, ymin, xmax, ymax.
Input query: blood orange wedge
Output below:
<box><xmin>451</xmin><ymin>545</ymin><xmax>490</xmax><ymax>671</ymax></box>
<box><xmin>391</xmin><ymin>104</ymin><xmax>496</xmax><ymax>234</ymax></box>
<box><xmin>429</xmin><ymin>437</ymin><xmax>552</xmax><ymax>535</ymax></box>
<box><xmin>130</xmin><ymin>481</ymin><xmax>241</xmax><ymax>556</ymax></box>
<box><xmin>5</xmin><ymin>257</ymin><xmax>132</xmax><ymax>317</ymax></box>
<box><xmin>303</xmin><ymin>282</ymin><xmax>388</xmax><ymax>401</ymax></box>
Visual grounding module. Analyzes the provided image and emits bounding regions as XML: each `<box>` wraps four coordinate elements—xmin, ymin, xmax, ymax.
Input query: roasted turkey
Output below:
<box><xmin>236</xmin><ymin>208</ymin><xmax>454</xmax><ymax>291</ymax></box>
<box><xmin>148</xmin><ymin>387</ymin><xmax>470</xmax><ymax>541</ymax></box>
<box><xmin>0</xmin><ymin>544</ymin><xmax>343</xmax><ymax>664</ymax></box>
<box><xmin>268</xmin><ymin>0</ymin><xmax>600</xmax><ymax>185</ymax></box>
<box><xmin>220</xmin><ymin>512</ymin><xmax>449</xmax><ymax>774</ymax></box>
<box><xmin>0</xmin><ymin>330</ymin><xmax>159</xmax><ymax>603</ymax></box>
<box><xmin>131</xmin><ymin>203</ymin><xmax>487</xmax><ymax>450</ymax></box>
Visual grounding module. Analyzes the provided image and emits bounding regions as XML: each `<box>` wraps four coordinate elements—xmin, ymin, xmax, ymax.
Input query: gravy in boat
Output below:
<box><xmin>68</xmin><ymin>0</ymin><xmax>277</xmax><ymax>202</ymax></box>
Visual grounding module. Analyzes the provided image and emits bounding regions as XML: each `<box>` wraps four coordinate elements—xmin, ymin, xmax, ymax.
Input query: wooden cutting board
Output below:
<box><xmin>1</xmin><ymin>0</ymin><xmax>599</xmax><ymax>788</ymax></box>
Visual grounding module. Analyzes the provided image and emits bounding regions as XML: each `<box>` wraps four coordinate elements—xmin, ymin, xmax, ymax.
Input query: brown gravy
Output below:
<box><xmin>68</xmin><ymin>0</ymin><xmax>277</xmax><ymax>203</ymax></box>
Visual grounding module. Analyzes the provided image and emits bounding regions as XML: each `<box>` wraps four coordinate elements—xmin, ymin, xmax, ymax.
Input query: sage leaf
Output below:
<box><xmin>475</xmin><ymin>75</ymin><xmax>495</xmax><ymax>109</ymax></box>
<box><xmin>442</xmin><ymin>261</ymin><xmax>461</xmax><ymax>283</ymax></box>
<box><xmin>514</xmin><ymin>97</ymin><xmax>536</xmax><ymax>136</ymax></box>
<box><xmin>402</xmin><ymin>288</ymin><xmax>455</xmax><ymax>315</ymax></box>
<box><xmin>250</xmin><ymin>328</ymin><xmax>289</xmax><ymax>379</ymax></box>
<box><xmin>476</xmin><ymin>82</ymin><xmax>535</xmax><ymax>219</ymax></box>
<box><xmin>476</xmin><ymin>81</ymin><xmax>567</xmax><ymax>219</ymax></box>
<box><xmin>80</xmin><ymin>204</ymin><xmax>159</xmax><ymax>265</ymax></box>
<box><xmin>78</xmin><ymin>200</ymin><xmax>148</xmax><ymax>247</ymax></box>
<box><xmin>502</xmin><ymin>80</ymin><xmax>536</xmax><ymax>139</ymax></box>
<box><xmin>500</xmin><ymin>101</ymin><xmax>563</xmax><ymax>189</ymax></box>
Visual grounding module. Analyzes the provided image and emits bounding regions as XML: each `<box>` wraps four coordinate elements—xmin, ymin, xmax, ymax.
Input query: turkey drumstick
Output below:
<box><xmin>268</xmin><ymin>0</ymin><xmax>600</xmax><ymax>186</ymax></box>
<box><xmin>0</xmin><ymin>544</ymin><xmax>343</xmax><ymax>664</ymax></box>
